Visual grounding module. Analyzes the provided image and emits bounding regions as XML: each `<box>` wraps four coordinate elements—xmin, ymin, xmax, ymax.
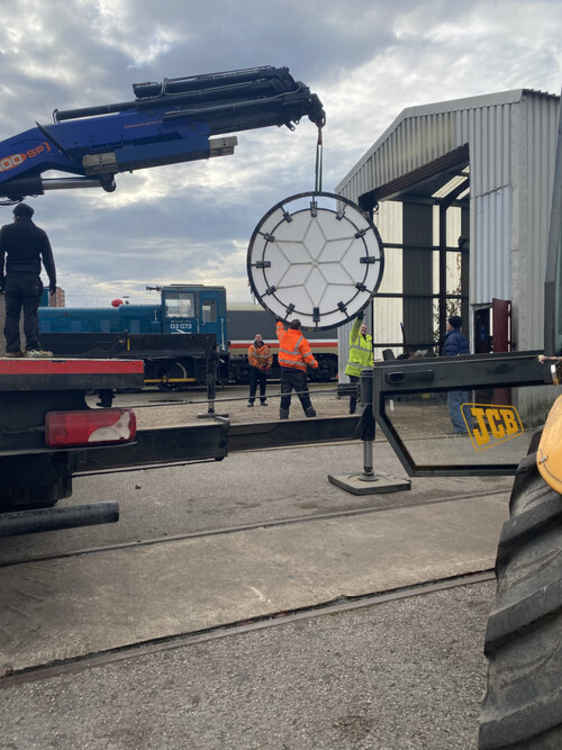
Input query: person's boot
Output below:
<box><xmin>279</xmin><ymin>409</ymin><xmax>289</xmax><ymax>420</ymax></box>
<box><xmin>25</xmin><ymin>349</ymin><xmax>53</xmax><ymax>358</ymax></box>
<box><xmin>305</xmin><ymin>407</ymin><xmax>317</xmax><ymax>418</ymax></box>
<box><xmin>247</xmin><ymin>401</ymin><xmax>254</xmax><ymax>407</ymax></box>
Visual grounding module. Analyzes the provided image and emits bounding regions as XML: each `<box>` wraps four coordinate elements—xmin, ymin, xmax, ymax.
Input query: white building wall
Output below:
<box><xmin>337</xmin><ymin>200</ymin><xmax>403</xmax><ymax>382</ymax></box>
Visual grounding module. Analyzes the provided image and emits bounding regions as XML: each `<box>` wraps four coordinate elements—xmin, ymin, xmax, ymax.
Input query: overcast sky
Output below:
<box><xmin>1</xmin><ymin>0</ymin><xmax>560</xmax><ymax>307</ymax></box>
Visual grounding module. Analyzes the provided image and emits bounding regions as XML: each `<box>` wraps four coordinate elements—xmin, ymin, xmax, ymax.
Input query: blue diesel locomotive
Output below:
<box><xmin>39</xmin><ymin>285</ymin><xmax>227</xmax><ymax>387</ymax></box>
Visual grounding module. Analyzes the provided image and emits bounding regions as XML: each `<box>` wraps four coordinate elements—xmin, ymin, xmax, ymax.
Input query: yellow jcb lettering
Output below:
<box><xmin>470</xmin><ymin>407</ymin><xmax>490</xmax><ymax>446</ymax></box>
<box><xmin>500</xmin><ymin>408</ymin><xmax>520</xmax><ymax>435</ymax></box>
<box><xmin>485</xmin><ymin>408</ymin><xmax>505</xmax><ymax>439</ymax></box>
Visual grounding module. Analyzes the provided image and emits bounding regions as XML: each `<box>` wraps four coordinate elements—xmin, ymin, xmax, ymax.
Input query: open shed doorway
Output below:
<box><xmin>359</xmin><ymin>144</ymin><xmax>470</xmax><ymax>356</ymax></box>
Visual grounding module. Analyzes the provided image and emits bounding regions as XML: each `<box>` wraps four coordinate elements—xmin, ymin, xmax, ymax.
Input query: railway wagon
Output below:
<box><xmin>227</xmin><ymin>303</ymin><xmax>338</xmax><ymax>382</ymax></box>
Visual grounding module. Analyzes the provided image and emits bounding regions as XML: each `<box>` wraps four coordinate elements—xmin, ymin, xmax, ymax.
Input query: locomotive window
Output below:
<box><xmin>202</xmin><ymin>301</ymin><xmax>216</xmax><ymax>323</ymax></box>
<box><xmin>165</xmin><ymin>292</ymin><xmax>194</xmax><ymax>318</ymax></box>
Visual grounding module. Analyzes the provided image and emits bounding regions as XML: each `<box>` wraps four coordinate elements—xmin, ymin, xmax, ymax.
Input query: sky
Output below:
<box><xmin>0</xmin><ymin>0</ymin><xmax>560</xmax><ymax>307</ymax></box>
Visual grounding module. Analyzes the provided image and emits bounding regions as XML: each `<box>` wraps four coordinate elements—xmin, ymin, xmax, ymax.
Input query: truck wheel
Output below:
<box><xmin>479</xmin><ymin>445</ymin><xmax>562</xmax><ymax>749</ymax></box>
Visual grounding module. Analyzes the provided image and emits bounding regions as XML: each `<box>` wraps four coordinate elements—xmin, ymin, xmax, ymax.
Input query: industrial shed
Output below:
<box><xmin>335</xmin><ymin>87</ymin><xmax>560</xmax><ymax>421</ymax></box>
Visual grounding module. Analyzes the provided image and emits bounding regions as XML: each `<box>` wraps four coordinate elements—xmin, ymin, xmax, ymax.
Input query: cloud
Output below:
<box><xmin>0</xmin><ymin>0</ymin><xmax>560</xmax><ymax>308</ymax></box>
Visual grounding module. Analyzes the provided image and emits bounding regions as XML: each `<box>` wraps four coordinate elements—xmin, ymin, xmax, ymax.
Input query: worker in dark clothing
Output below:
<box><xmin>443</xmin><ymin>315</ymin><xmax>470</xmax><ymax>433</ymax></box>
<box><xmin>0</xmin><ymin>203</ymin><xmax>56</xmax><ymax>358</ymax></box>
<box><xmin>276</xmin><ymin>319</ymin><xmax>319</xmax><ymax>419</ymax></box>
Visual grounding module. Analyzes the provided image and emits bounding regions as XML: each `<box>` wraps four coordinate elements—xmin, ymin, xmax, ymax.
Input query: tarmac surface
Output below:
<box><xmin>0</xmin><ymin>388</ymin><xmax>525</xmax><ymax>749</ymax></box>
<box><xmin>1</xmin><ymin>581</ymin><xmax>494</xmax><ymax>750</ymax></box>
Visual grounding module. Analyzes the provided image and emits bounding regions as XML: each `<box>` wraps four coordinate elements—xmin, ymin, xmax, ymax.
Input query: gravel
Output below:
<box><xmin>0</xmin><ymin>581</ymin><xmax>494</xmax><ymax>750</ymax></box>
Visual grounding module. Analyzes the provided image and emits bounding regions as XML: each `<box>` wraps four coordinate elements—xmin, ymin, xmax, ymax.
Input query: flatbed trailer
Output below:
<box><xmin>0</xmin><ymin>356</ymin><xmax>359</xmax><ymax>535</ymax></box>
<box><xmin>0</xmin><ymin>357</ymin><xmax>144</xmax><ymax>530</ymax></box>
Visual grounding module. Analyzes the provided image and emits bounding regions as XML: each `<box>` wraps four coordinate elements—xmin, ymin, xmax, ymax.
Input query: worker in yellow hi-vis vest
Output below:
<box><xmin>344</xmin><ymin>311</ymin><xmax>373</xmax><ymax>414</ymax></box>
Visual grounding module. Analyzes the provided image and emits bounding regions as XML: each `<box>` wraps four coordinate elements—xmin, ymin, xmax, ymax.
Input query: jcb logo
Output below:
<box><xmin>462</xmin><ymin>403</ymin><xmax>524</xmax><ymax>450</ymax></box>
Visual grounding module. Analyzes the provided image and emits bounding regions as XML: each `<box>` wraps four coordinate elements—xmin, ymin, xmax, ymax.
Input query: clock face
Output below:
<box><xmin>247</xmin><ymin>192</ymin><xmax>384</xmax><ymax>329</ymax></box>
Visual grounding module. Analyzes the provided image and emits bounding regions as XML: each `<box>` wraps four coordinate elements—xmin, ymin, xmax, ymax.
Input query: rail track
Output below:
<box><xmin>0</xmin><ymin>488</ymin><xmax>508</xmax><ymax>569</ymax></box>
<box><xmin>0</xmin><ymin>567</ymin><xmax>495</xmax><ymax>687</ymax></box>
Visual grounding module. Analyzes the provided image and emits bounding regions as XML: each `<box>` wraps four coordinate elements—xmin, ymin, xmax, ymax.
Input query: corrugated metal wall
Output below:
<box><xmin>513</xmin><ymin>93</ymin><xmax>560</xmax><ymax>420</ymax></box>
<box><xmin>472</xmin><ymin>188</ymin><xmax>512</xmax><ymax>304</ymax></box>
<box><xmin>336</xmin><ymin>89</ymin><xmax>561</xmax><ymax>420</ymax></box>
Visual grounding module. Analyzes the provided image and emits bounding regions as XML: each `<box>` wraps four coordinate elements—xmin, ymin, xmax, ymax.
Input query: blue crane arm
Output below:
<box><xmin>0</xmin><ymin>66</ymin><xmax>325</xmax><ymax>201</ymax></box>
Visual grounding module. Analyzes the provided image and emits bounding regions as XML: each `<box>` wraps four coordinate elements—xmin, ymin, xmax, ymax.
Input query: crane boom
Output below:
<box><xmin>0</xmin><ymin>66</ymin><xmax>325</xmax><ymax>201</ymax></box>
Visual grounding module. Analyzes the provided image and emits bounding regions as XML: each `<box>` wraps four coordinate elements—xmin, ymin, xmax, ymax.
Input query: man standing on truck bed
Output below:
<box><xmin>276</xmin><ymin>318</ymin><xmax>318</xmax><ymax>419</ymax></box>
<box><xmin>0</xmin><ymin>203</ymin><xmax>56</xmax><ymax>358</ymax></box>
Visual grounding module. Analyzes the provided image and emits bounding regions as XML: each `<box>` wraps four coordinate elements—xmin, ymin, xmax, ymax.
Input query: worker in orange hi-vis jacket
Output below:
<box><xmin>275</xmin><ymin>319</ymin><xmax>319</xmax><ymax>419</ymax></box>
<box><xmin>247</xmin><ymin>333</ymin><xmax>273</xmax><ymax>406</ymax></box>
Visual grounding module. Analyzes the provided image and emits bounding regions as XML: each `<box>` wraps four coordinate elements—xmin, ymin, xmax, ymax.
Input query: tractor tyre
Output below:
<box><xmin>479</xmin><ymin>441</ymin><xmax>562</xmax><ymax>748</ymax></box>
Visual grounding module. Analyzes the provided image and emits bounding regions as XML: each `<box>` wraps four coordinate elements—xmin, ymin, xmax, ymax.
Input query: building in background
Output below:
<box><xmin>49</xmin><ymin>287</ymin><xmax>65</xmax><ymax>307</ymax></box>
<box><xmin>40</xmin><ymin>287</ymin><xmax>65</xmax><ymax>308</ymax></box>
<box><xmin>335</xmin><ymin>88</ymin><xmax>560</xmax><ymax>421</ymax></box>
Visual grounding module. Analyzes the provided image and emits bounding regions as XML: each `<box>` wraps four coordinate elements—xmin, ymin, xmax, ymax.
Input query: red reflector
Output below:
<box><xmin>45</xmin><ymin>409</ymin><xmax>136</xmax><ymax>448</ymax></box>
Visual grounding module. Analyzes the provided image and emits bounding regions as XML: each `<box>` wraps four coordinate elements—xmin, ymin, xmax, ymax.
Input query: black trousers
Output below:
<box><xmin>248</xmin><ymin>367</ymin><xmax>267</xmax><ymax>403</ymax></box>
<box><xmin>280</xmin><ymin>368</ymin><xmax>312</xmax><ymax>413</ymax></box>
<box><xmin>4</xmin><ymin>273</ymin><xmax>43</xmax><ymax>353</ymax></box>
<box><xmin>348</xmin><ymin>374</ymin><xmax>360</xmax><ymax>414</ymax></box>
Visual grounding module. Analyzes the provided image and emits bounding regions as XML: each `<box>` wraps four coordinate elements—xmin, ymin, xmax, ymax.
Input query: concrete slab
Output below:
<box><xmin>0</xmin><ymin>440</ymin><xmax>513</xmax><ymax>565</ymax></box>
<box><xmin>328</xmin><ymin>472</ymin><xmax>411</xmax><ymax>494</ymax></box>
<box><xmin>0</xmin><ymin>492</ymin><xmax>508</xmax><ymax>673</ymax></box>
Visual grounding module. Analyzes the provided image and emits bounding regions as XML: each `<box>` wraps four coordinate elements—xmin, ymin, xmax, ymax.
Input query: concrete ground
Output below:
<box><xmin>0</xmin><ymin>392</ymin><xmax>520</xmax><ymax>749</ymax></box>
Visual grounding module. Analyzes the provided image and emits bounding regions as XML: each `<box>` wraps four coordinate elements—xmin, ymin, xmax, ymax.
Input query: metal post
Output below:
<box><xmin>328</xmin><ymin>363</ymin><xmax>410</xmax><ymax>494</ymax></box>
<box><xmin>207</xmin><ymin>349</ymin><xmax>217</xmax><ymax>415</ymax></box>
<box><xmin>360</xmin><ymin>367</ymin><xmax>375</xmax><ymax>478</ymax></box>
<box><xmin>198</xmin><ymin>348</ymin><xmax>228</xmax><ymax>419</ymax></box>
<box><xmin>439</xmin><ymin>201</ymin><xmax>447</xmax><ymax>350</ymax></box>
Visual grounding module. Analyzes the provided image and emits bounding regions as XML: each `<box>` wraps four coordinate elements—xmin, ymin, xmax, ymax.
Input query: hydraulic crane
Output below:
<box><xmin>0</xmin><ymin>65</ymin><xmax>325</xmax><ymax>203</ymax></box>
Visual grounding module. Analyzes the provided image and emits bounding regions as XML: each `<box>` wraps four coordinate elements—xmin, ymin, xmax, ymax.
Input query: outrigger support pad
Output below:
<box><xmin>327</xmin><ymin>368</ymin><xmax>411</xmax><ymax>495</ymax></box>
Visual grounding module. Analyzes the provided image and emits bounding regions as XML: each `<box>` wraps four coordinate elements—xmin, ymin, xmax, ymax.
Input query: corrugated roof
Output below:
<box><xmin>337</xmin><ymin>88</ymin><xmax>558</xmax><ymax>192</ymax></box>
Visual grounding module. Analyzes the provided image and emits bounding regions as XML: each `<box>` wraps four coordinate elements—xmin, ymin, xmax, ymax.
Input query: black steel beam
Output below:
<box><xmin>0</xmin><ymin>502</ymin><xmax>119</xmax><ymax>537</ymax></box>
<box><xmin>228</xmin><ymin>415</ymin><xmax>359</xmax><ymax>453</ymax></box>
<box><xmin>374</xmin><ymin>351</ymin><xmax>547</xmax><ymax>395</ymax></box>
<box><xmin>73</xmin><ymin>422</ymin><xmax>229</xmax><ymax>472</ymax></box>
<box><xmin>70</xmin><ymin>416</ymin><xmax>360</xmax><ymax>474</ymax></box>
<box><xmin>372</xmin><ymin>351</ymin><xmax>549</xmax><ymax>477</ymax></box>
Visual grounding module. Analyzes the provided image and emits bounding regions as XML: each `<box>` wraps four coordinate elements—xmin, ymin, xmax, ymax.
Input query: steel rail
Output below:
<box><xmin>0</xmin><ymin>488</ymin><xmax>508</xmax><ymax>569</ymax></box>
<box><xmin>109</xmin><ymin>385</ymin><xmax>344</xmax><ymax>409</ymax></box>
<box><xmin>0</xmin><ymin>569</ymin><xmax>495</xmax><ymax>687</ymax></box>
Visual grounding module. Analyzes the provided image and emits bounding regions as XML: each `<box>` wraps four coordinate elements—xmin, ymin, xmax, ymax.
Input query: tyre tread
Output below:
<box><xmin>479</xmin><ymin>453</ymin><xmax>562</xmax><ymax>749</ymax></box>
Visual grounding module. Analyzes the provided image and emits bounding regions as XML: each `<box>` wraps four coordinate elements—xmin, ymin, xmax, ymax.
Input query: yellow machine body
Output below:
<box><xmin>537</xmin><ymin>394</ymin><xmax>562</xmax><ymax>493</ymax></box>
